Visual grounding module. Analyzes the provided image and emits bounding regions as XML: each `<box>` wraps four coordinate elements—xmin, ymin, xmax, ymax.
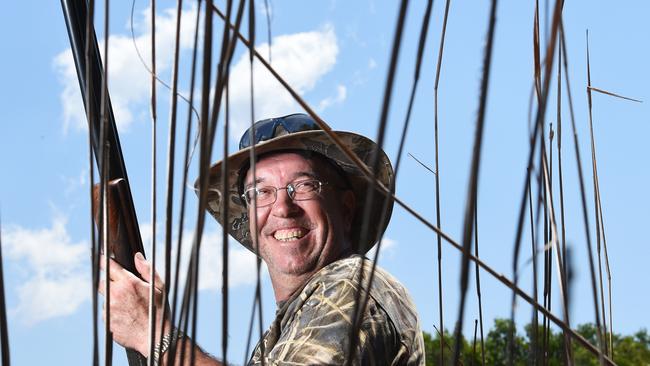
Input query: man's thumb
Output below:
<box><xmin>134</xmin><ymin>252</ymin><xmax>165</xmax><ymax>291</ymax></box>
<box><xmin>134</xmin><ymin>252</ymin><xmax>149</xmax><ymax>277</ymax></box>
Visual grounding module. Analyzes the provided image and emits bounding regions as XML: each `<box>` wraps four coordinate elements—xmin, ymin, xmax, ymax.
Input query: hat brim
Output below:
<box><xmin>199</xmin><ymin>130</ymin><xmax>394</xmax><ymax>255</ymax></box>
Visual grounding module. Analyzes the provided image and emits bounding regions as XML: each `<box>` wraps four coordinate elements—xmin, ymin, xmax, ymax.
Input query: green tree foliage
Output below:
<box><xmin>423</xmin><ymin>327</ymin><xmax>480</xmax><ymax>366</ymax></box>
<box><xmin>423</xmin><ymin>319</ymin><xmax>650</xmax><ymax>365</ymax></box>
<box><xmin>484</xmin><ymin>318</ymin><xmax>526</xmax><ymax>365</ymax></box>
<box><xmin>571</xmin><ymin>324</ymin><xmax>650</xmax><ymax>366</ymax></box>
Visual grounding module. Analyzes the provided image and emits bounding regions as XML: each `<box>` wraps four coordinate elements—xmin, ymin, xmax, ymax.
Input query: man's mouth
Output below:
<box><xmin>273</xmin><ymin>228</ymin><xmax>307</xmax><ymax>242</ymax></box>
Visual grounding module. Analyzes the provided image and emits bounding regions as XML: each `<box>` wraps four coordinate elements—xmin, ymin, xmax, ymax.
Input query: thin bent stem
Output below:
<box><xmin>433</xmin><ymin>2</ymin><xmax>452</xmax><ymax>364</ymax></box>
<box><xmin>147</xmin><ymin>1</ymin><xmax>158</xmax><ymax>364</ymax></box>
<box><xmin>560</xmin><ymin>21</ymin><xmax>606</xmax><ymax>364</ymax></box>
<box><xmin>474</xmin><ymin>193</ymin><xmax>486</xmax><ymax>366</ymax></box>
<box><xmin>158</xmin><ymin>2</ymin><xmax>184</xmax><ymax>356</ymax></box>
<box><xmin>186</xmin><ymin>0</ymin><xmax>216</xmax><ymax>362</ymax></box>
<box><xmin>0</xmin><ymin>216</ymin><xmax>10</xmax><ymax>366</ymax></box>
<box><xmin>246</xmin><ymin>0</ymin><xmax>266</xmax><ymax>362</ymax></box>
<box><xmin>166</xmin><ymin>2</ymin><xmax>202</xmax><ymax>364</ymax></box>
<box><xmin>346</xmin><ymin>1</ymin><xmax>410</xmax><ymax>364</ymax></box>
<box><xmin>585</xmin><ymin>29</ymin><xmax>609</xmax><ymax>363</ymax></box>
<box><xmin>528</xmin><ymin>168</ymin><xmax>539</xmax><ymax>366</ymax></box>
<box><xmin>454</xmin><ymin>0</ymin><xmax>497</xmax><ymax>363</ymax></box>
<box><xmin>84</xmin><ymin>1</ymin><xmax>99</xmax><ymax>364</ymax></box>
<box><xmin>99</xmin><ymin>1</ymin><xmax>113</xmax><ymax>364</ymax></box>
<box><xmin>556</xmin><ymin>26</ymin><xmax>573</xmax><ymax>364</ymax></box>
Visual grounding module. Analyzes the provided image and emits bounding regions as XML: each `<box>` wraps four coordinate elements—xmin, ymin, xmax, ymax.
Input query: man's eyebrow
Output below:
<box><xmin>291</xmin><ymin>171</ymin><xmax>319</xmax><ymax>180</ymax></box>
<box><xmin>244</xmin><ymin>171</ymin><xmax>320</xmax><ymax>189</ymax></box>
<box><xmin>244</xmin><ymin>177</ymin><xmax>266</xmax><ymax>190</ymax></box>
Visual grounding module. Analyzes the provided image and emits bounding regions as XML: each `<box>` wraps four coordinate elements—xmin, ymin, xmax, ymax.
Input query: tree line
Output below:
<box><xmin>423</xmin><ymin>318</ymin><xmax>650</xmax><ymax>365</ymax></box>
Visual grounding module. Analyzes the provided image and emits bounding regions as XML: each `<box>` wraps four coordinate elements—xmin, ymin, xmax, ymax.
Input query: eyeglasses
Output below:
<box><xmin>239</xmin><ymin>113</ymin><xmax>320</xmax><ymax>150</ymax></box>
<box><xmin>241</xmin><ymin>179</ymin><xmax>326</xmax><ymax>208</ymax></box>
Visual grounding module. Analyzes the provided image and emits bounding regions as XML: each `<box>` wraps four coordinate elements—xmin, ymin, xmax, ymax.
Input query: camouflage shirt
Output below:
<box><xmin>249</xmin><ymin>255</ymin><xmax>425</xmax><ymax>365</ymax></box>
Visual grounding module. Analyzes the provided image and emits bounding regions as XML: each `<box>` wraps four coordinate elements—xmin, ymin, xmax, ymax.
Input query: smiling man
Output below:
<box><xmin>101</xmin><ymin>113</ymin><xmax>424</xmax><ymax>365</ymax></box>
<box><xmin>241</xmin><ymin>151</ymin><xmax>357</xmax><ymax>301</ymax></box>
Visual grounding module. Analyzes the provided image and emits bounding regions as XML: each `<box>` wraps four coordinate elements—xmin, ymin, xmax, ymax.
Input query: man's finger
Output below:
<box><xmin>99</xmin><ymin>255</ymin><xmax>131</xmax><ymax>281</ymax></box>
<box><xmin>133</xmin><ymin>252</ymin><xmax>165</xmax><ymax>292</ymax></box>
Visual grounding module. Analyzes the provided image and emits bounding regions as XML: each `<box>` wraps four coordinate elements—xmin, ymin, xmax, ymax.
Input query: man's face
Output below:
<box><xmin>244</xmin><ymin>152</ymin><xmax>355</xmax><ymax>280</ymax></box>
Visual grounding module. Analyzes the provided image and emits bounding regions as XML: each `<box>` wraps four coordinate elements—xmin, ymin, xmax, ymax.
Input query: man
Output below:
<box><xmin>101</xmin><ymin>113</ymin><xmax>424</xmax><ymax>365</ymax></box>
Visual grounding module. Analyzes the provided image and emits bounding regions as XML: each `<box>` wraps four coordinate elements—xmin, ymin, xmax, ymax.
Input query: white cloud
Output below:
<box><xmin>368</xmin><ymin>57</ymin><xmax>377</xmax><ymax>70</ymax></box>
<box><xmin>63</xmin><ymin>169</ymin><xmax>88</xmax><ymax>197</ymax></box>
<box><xmin>2</xmin><ymin>214</ymin><xmax>90</xmax><ymax>324</ymax></box>
<box><xmin>55</xmin><ymin>6</ymin><xmax>339</xmax><ymax>140</ymax></box>
<box><xmin>141</xmin><ymin>224</ymin><xmax>262</xmax><ymax>293</ymax></box>
<box><xmin>366</xmin><ymin>237</ymin><xmax>398</xmax><ymax>261</ymax></box>
<box><xmin>380</xmin><ymin>237</ymin><xmax>397</xmax><ymax>251</ymax></box>
<box><xmin>1</xmin><ymin>211</ymin><xmax>259</xmax><ymax>324</ymax></box>
<box><xmin>259</xmin><ymin>0</ymin><xmax>273</xmax><ymax>18</ymax></box>
<box><xmin>317</xmin><ymin>84</ymin><xmax>347</xmax><ymax>112</ymax></box>
<box><xmin>54</xmin><ymin>4</ymin><xmax>200</xmax><ymax>133</ymax></box>
<box><xmin>15</xmin><ymin>277</ymin><xmax>90</xmax><ymax>325</ymax></box>
<box><xmin>54</xmin><ymin>48</ymin><xmax>90</xmax><ymax>135</ymax></box>
<box><xmin>227</xmin><ymin>24</ymin><xmax>339</xmax><ymax>139</ymax></box>
<box><xmin>190</xmin><ymin>230</ymin><xmax>262</xmax><ymax>291</ymax></box>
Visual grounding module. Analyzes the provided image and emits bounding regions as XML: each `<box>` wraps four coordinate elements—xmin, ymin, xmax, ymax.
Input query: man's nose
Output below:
<box><xmin>271</xmin><ymin>188</ymin><xmax>300</xmax><ymax>216</ymax></box>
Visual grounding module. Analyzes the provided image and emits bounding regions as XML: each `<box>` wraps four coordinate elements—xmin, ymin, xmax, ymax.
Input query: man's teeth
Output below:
<box><xmin>274</xmin><ymin>229</ymin><xmax>306</xmax><ymax>241</ymax></box>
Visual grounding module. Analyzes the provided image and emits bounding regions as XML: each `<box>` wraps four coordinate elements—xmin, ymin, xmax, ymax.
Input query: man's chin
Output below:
<box><xmin>275</xmin><ymin>257</ymin><xmax>319</xmax><ymax>276</ymax></box>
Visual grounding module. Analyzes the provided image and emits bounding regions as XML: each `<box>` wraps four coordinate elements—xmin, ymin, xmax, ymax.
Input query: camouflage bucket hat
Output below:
<box><xmin>200</xmin><ymin>113</ymin><xmax>394</xmax><ymax>255</ymax></box>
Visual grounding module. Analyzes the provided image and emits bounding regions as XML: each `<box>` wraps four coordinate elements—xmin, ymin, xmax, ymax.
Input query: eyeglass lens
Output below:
<box><xmin>244</xmin><ymin>180</ymin><xmax>322</xmax><ymax>207</ymax></box>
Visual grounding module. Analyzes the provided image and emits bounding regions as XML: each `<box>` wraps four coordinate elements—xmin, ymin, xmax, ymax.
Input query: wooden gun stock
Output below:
<box><xmin>92</xmin><ymin>178</ymin><xmax>147</xmax><ymax>365</ymax></box>
<box><xmin>60</xmin><ymin>0</ymin><xmax>148</xmax><ymax>363</ymax></box>
<box><xmin>92</xmin><ymin>178</ymin><xmax>144</xmax><ymax>274</ymax></box>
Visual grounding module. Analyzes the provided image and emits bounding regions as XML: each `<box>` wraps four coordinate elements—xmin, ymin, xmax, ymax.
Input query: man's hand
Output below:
<box><xmin>98</xmin><ymin>252</ymin><xmax>171</xmax><ymax>358</ymax></box>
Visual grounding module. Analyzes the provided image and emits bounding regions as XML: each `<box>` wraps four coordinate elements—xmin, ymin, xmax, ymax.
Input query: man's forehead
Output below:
<box><xmin>243</xmin><ymin>151</ymin><xmax>322</xmax><ymax>184</ymax></box>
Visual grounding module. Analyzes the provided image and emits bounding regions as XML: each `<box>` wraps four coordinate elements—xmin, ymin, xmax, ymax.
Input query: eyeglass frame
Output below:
<box><xmin>241</xmin><ymin>179</ymin><xmax>332</xmax><ymax>208</ymax></box>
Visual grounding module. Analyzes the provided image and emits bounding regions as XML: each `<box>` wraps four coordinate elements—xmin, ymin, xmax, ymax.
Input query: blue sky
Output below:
<box><xmin>1</xmin><ymin>1</ymin><xmax>649</xmax><ymax>364</ymax></box>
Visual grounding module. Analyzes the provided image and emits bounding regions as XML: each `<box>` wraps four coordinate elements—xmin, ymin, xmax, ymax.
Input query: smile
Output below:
<box><xmin>273</xmin><ymin>228</ymin><xmax>307</xmax><ymax>242</ymax></box>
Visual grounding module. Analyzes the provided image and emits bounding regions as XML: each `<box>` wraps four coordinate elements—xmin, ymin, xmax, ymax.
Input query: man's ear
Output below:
<box><xmin>342</xmin><ymin>189</ymin><xmax>356</xmax><ymax>234</ymax></box>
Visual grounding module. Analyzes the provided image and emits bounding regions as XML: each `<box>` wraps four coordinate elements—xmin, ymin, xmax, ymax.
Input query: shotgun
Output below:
<box><xmin>60</xmin><ymin>1</ymin><xmax>147</xmax><ymax>365</ymax></box>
